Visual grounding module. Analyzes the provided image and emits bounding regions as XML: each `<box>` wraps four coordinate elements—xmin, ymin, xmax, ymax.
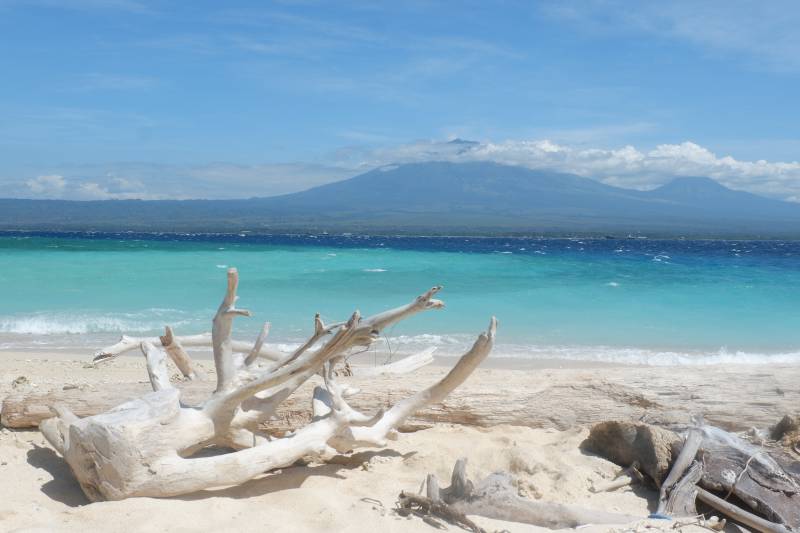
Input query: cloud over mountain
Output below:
<box><xmin>6</xmin><ymin>138</ymin><xmax>800</xmax><ymax>202</ymax></box>
<box><xmin>343</xmin><ymin>139</ymin><xmax>800</xmax><ymax>202</ymax></box>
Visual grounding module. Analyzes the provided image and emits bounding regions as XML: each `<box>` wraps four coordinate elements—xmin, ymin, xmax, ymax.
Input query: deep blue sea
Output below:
<box><xmin>1</xmin><ymin>232</ymin><xmax>799</xmax><ymax>365</ymax></box>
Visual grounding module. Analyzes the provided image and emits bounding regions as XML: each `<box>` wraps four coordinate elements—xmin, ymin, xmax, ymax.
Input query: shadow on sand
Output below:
<box><xmin>26</xmin><ymin>444</ymin><xmax>90</xmax><ymax>507</ymax></box>
<box><xmin>173</xmin><ymin>449</ymin><xmax>413</xmax><ymax>501</ymax></box>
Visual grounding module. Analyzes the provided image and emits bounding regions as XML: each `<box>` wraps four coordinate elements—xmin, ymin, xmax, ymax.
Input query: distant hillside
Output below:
<box><xmin>1</xmin><ymin>162</ymin><xmax>799</xmax><ymax>237</ymax></box>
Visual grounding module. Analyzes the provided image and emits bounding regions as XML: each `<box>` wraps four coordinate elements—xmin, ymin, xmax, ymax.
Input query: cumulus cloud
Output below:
<box><xmin>340</xmin><ymin>139</ymin><xmax>800</xmax><ymax>201</ymax></box>
<box><xmin>6</xmin><ymin>162</ymin><xmax>351</xmax><ymax>201</ymax></box>
<box><xmin>75</xmin><ymin>182</ymin><xmax>153</xmax><ymax>200</ymax></box>
<box><xmin>25</xmin><ymin>174</ymin><xmax>66</xmax><ymax>196</ymax></box>
<box><xmin>9</xmin><ymin>139</ymin><xmax>800</xmax><ymax>202</ymax></box>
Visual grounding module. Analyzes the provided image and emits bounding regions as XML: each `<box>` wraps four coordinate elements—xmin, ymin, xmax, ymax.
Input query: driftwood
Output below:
<box><xmin>158</xmin><ymin>326</ymin><xmax>204</xmax><ymax>380</ymax></box>
<box><xmin>589</xmin><ymin>461</ymin><xmax>644</xmax><ymax>493</ymax></box>
<box><xmin>1</xmin><ymin>349</ymin><xmax>448</xmax><ymax>430</ymax></box>
<box><xmin>699</xmin><ymin>425</ymin><xmax>800</xmax><ymax>527</ymax></box>
<box><xmin>696</xmin><ymin>487</ymin><xmax>790</xmax><ymax>533</ymax></box>
<box><xmin>663</xmin><ymin>461</ymin><xmax>704</xmax><ymax>517</ymax></box>
<box><xmin>655</xmin><ymin>428</ymin><xmax>702</xmax><ymax>515</ymax></box>
<box><xmin>6</xmin><ymin>369</ymin><xmax>797</xmax><ymax>432</ymax></box>
<box><xmin>352</xmin><ymin>347</ymin><xmax>436</xmax><ymax>377</ymax></box>
<box><xmin>396</xmin><ymin>491</ymin><xmax>485</xmax><ymax>533</ymax></box>
<box><xmin>92</xmin><ymin>331</ymin><xmax>285</xmax><ymax>364</ymax></box>
<box><xmin>408</xmin><ymin>458</ymin><xmax>637</xmax><ymax>529</ymax></box>
<box><xmin>586</xmin><ymin>421</ymin><xmax>800</xmax><ymax>531</ymax></box>
<box><xmin>37</xmin><ymin>268</ymin><xmax>497</xmax><ymax>501</ymax></box>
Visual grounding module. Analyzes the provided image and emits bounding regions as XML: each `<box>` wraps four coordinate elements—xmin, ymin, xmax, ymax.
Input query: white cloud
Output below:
<box><xmin>25</xmin><ymin>174</ymin><xmax>66</xmax><ymax>196</ymax></box>
<box><xmin>10</xmin><ymin>139</ymin><xmax>800</xmax><ymax>202</ymax></box>
<box><xmin>9</xmin><ymin>162</ymin><xmax>352</xmax><ymax>201</ymax></box>
<box><xmin>338</xmin><ymin>138</ymin><xmax>800</xmax><ymax>201</ymax></box>
<box><xmin>74</xmin><ymin>182</ymin><xmax>145</xmax><ymax>200</ymax></box>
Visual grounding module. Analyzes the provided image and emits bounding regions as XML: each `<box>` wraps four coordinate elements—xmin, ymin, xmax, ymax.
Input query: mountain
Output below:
<box><xmin>645</xmin><ymin>176</ymin><xmax>798</xmax><ymax>214</ymax></box>
<box><xmin>1</xmin><ymin>162</ymin><xmax>799</xmax><ymax>237</ymax></box>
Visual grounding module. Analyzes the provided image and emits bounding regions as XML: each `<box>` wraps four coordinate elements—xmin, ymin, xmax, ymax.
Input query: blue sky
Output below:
<box><xmin>2</xmin><ymin>0</ymin><xmax>800</xmax><ymax>200</ymax></box>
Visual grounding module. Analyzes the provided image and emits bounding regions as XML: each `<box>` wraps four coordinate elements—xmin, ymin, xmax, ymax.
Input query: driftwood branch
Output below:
<box><xmin>92</xmin><ymin>332</ymin><xmax>285</xmax><ymax>365</ymax></box>
<box><xmin>141</xmin><ymin>342</ymin><xmax>173</xmax><ymax>392</ymax></box>
<box><xmin>410</xmin><ymin>458</ymin><xmax>637</xmax><ymax>529</ymax></box>
<box><xmin>159</xmin><ymin>326</ymin><xmax>204</xmax><ymax>380</ymax></box>
<box><xmin>351</xmin><ymin>347</ymin><xmax>436</xmax><ymax>377</ymax></box>
<box><xmin>35</xmin><ymin>269</ymin><xmax>496</xmax><ymax>501</ymax></box>
<box><xmin>397</xmin><ymin>491</ymin><xmax>484</xmax><ymax>533</ymax></box>
<box><xmin>655</xmin><ymin>427</ymin><xmax>702</xmax><ymax>516</ymax></box>
<box><xmin>663</xmin><ymin>460</ymin><xmax>703</xmax><ymax>518</ymax></box>
<box><xmin>697</xmin><ymin>488</ymin><xmax>791</xmax><ymax>533</ymax></box>
<box><xmin>590</xmin><ymin>462</ymin><xmax>644</xmax><ymax>493</ymax></box>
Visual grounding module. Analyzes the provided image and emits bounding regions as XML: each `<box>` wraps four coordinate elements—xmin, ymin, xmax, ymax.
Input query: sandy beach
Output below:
<box><xmin>1</xmin><ymin>349</ymin><xmax>797</xmax><ymax>532</ymax></box>
<box><xmin>4</xmin><ymin>0</ymin><xmax>800</xmax><ymax>529</ymax></box>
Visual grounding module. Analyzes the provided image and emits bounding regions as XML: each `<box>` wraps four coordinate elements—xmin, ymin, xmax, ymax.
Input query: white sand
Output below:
<box><xmin>3</xmin><ymin>350</ymin><xmax>794</xmax><ymax>532</ymax></box>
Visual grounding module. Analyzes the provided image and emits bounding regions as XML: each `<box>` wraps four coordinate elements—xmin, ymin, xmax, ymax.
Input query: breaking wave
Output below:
<box><xmin>491</xmin><ymin>343</ymin><xmax>800</xmax><ymax>366</ymax></box>
<box><xmin>0</xmin><ymin>310</ymin><xmax>194</xmax><ymax>335</ymax></box>
<box><xmin>360</xmin><ymin>335</ymin><xmax>800</xmax><ymax>366</ymax></box>
<box><xmin>2</xmin><ymin>316</ymin><xmax>798</xmax><ymax>366</ymax></box>
<box><xmin>265</xmin><ymin>334</ymin><xmax>800</xmax><ymax>367</ymax></box>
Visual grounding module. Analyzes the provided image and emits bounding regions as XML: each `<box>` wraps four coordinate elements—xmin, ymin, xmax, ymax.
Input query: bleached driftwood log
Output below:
<box><xmin>404</xmin><ymin>458</ymin><xmax>637</xmax><ymax>529</ymax></box>
<box><xmin>351</xmin><ymin>347</ymin><xmax>437</xmax><ymax>377</ymax></box>
<box><xmin>92</xmin><ymin>330</ymin><xmax>286</xmax><ymax>365</ymax></box>
<box><xmin>7</xmin><ymin>365</ymin><xmax>796</xmax><ymax>431</ymax></box>
<box><xmin>655</xmin><ymin>428</ymin><xmax>702</xmax><ymax>516</ymax></box>
<box><xmin>39</xmin><ymin>268</ymin><xmax>496</xmax><ymax>501</ymax></box>
<box><xmin>585</xmin><ymin>421</ymin><xmax>800</xmax><ymax>531</ymax></box>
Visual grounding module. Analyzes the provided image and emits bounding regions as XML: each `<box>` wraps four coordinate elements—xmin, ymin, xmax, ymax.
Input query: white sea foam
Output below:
<box><xmin>0</xmin><ymin>310</ymin><xmax>192</xmax><ymax>335</ymax></box>
<box><xmin>385</xmin><ymin>333</ymin><xmax>465</xmax><ymax>346</ymax></box>
<box><xmin>365</xmin><ymin>335</ymin><xmax>800</xmax><ymax>367</ymax></box>
<box><xmin>2</xmin><ymin>314</ymin><xmax>796</xmax><ymax>368</ymax></box>
<box><xmin>490</xmin><ymin>344</ymin><xmax>800</xmax><ymax>366</ymax></box>
<box><xmin>363</xmin><ymin>268</ymin><xmax>387</xmax><ymax>272</ymax></box>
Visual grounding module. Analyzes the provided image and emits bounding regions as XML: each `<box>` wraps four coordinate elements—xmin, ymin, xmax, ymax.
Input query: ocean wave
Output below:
<box><xmin>490</xmin><ymin>344</ymin><xmax>800</xmax><ymax>366</ymax></box>
<box><xmin>368</xmin><ymin>335</ymin><xmax>800</xmax><ymax>366</ymax></box>
<box><xmin>384</xmin><ymin>333</ymin><xmax>467</xmax><ymax>346</ymax></box>
<box><xmin>363</xmin><ymin>268</ymin><xmax>387</xmax><ymax>272</ymax></box>
<box><xmin>0</xmin><ymin>310</ymin><xmax>193</xmax><ymax>335</ymax></box>
<box><xmin>2</xmin><ymin>314</ymin><xmax>798</xmax><ymax>367</ymax></box>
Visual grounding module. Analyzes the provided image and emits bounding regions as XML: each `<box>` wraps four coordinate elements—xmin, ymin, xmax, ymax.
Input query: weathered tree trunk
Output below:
<box><xmin>36</xmin><ymin>268</ymin><xmax>497</xmax><ymax>502</ymax></box>
<box><xmin>6</xmin><ymin>363</ymin><xmax>797</xmax><ymax>433</ymax></box>
<box><xmin>585</xmin><ymin>421</ymin><xmax>800</xmax><ymax>530</ymax></box>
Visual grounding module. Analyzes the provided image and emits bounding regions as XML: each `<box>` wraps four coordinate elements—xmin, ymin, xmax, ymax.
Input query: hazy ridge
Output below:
<box><xmin>2</xmin><ymin>162</ymin><xmax>799</xmax><ymax>237</ymax></box>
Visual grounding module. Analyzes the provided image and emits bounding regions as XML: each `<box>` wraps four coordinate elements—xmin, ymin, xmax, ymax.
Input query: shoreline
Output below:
<box><xmin>4</xmin><ymin>347</ymin><xmax>797</xmax><ymax>370</ymax></box>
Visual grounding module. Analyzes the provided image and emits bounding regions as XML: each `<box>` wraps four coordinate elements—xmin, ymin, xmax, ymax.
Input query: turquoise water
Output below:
<box><xmin>1</xmin><ymin>233</ymin><xmax>799</xmax><ymax>365</ymax></box>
